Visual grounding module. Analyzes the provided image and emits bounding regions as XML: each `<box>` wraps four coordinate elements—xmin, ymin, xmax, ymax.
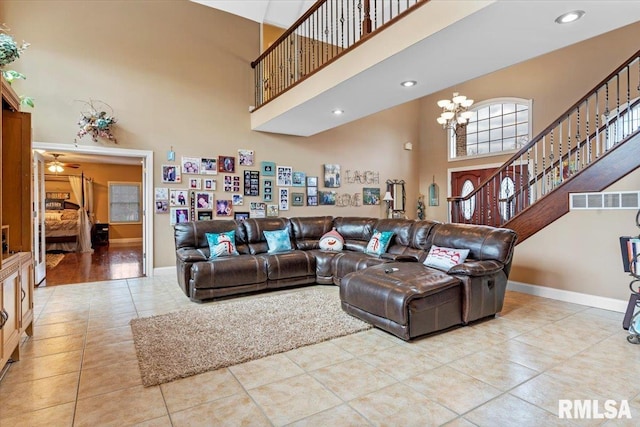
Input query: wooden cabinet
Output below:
<box><xmin>0</xmin><ymin>75</ymin><xmax>33</xmax><ymax>371</ymax></box>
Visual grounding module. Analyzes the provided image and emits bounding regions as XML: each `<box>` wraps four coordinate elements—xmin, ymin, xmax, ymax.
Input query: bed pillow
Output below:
<box><xmin>364</xmin><ymin>230</ymin><xmax>394</xmax><ymax>256</ymax></box>
<box><xmin>423</xmin><ymin>245</ymin><xmax>470</xmax><ymax>271</ymax></box>
<box><xmin>263</xmin><ymin>229</ymin><xmax>292</xmax><ymax>253</ymax></box>
<box><xmin>44</xmin><ymin>212</ymin><xmax>62</xmax><ymax>221</ymax></box>
<box><xmin>206</xmin><ymin>230</ymin><xmax>239</xmax><ymax>259</ymax></box>
<box><xmin>318</xmin><ymin>228</ymin><xmax>344</xmax><ymax>251</ymax></box>
<box><xmin>60</xmin><ymin>209</ymin><xmax>79</xmax><ymax>220</ymax></box>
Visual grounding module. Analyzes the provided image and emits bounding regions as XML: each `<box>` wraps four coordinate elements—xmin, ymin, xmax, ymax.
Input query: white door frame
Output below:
<box><xmin>33</xmin><ymin>141</ymin><xmax>154</xmax><ymax>277</ymax></box>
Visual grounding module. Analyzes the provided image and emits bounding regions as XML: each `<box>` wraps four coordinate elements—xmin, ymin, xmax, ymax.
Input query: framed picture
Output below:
<box><xmin>244</xmin><ymin>170</ymin><xmax>260</xmax><ymax>196</ymax></box>
<box><xmin>307</xmin><ymin>195</ymin><xmax>318</xmax><ymax>206</ymax></box>
<box><xmin>238</xmin><ymin>149</ymin><xmax>254</xmax><ymax>166</ymax></box>
<box><xmin>363</xmin><ymin>187</ymin><xmax>381</xmax><ymax>205</ymax></box>
<box><xmin>170</xmin><ymin>189</ymin><xmax>189</xmax><ymax>206</ymax></box>
<box><xmin>306</xmin><ymin>176</ymin><xmax>318</xmax><ymax>187</ymax></box>
<box><xmin>266</xmin><ymin>204</ymin><xmax>279</xmax><ymax>217</ymax></box>
<box><xmin>201</xmin><ymin>157</ymin><xmax>217</xmax><ymax>175</ymax></box>
<box><xmin>263</xmin><ymin>179</ymin><xmax>273</xmax><ymax>202</ymax></box>
<box><xmin>234</xmin><ymin>212</ymin><xmax>250</xmax><ymax>222</ymax></box>
<box><xmin>279</xmin><ymin>187</ymin><xmax>289</xmax><ymax>211</ymax></box>
<box><xmin>261</xmin><ymin>161</ymin><xmax>275</xmax><ymax>176</ymax></box>
<box><xmin>203</xmin><ymin>178</ymin><xmax>217</xmax><ymax>191</ymax></box>
<box><xmin>170</xmin><ymin>207</ymin><xmax>189</xmax><ymax>225</ymax></box>
<box><xmin>233</xmin><ymin>176</ymin><xmax>241</xmax><ymax>192</ymax></box>
<box><xmin>324</xmin><ymin>164</ymin><xmax>341</xmax><ymax>188</ymax></box>
<box><xmin>216</xmin><ymin>199</ymin><xmax>233</xmax><ymax>216</ymax></box>
<box><xmin>292</xmin><ymin>171</ymin><xmax>306</xmax><ymax>187</ymax></box>
<box><xmin>155</xmin><ymin>200</ymin><xmax>168</xmax><ymax>214</ymax></box>
<box><xmin>250</xmin><ymin>202</ymin><xmax>266</xmax><ymax>218</ymax></box>
<box><xmin>162</xmin><ymin>165</ymin><xmax>181</xmax><ymax>183</ymax></box>
<box><xmin>218</xmin><ymin>156</ymin><xmax>235</xmax><ymax>173</ymax></box>
<box><xmin>320</xmin><ymin>191</ymin><xmax>336</xmax><ymax>205</ymax></box>
<box><xmin>307</xmin><ymin>186</ymin><xmax>317</xmax><ymax>196</ymax></box>
<box><xmin>277</xmin><ymin>165</ymin><xmax>293</xmax><ymax>186</ymax></box>
<box><xmin>197</xmin><ymin>210</ymin><xmax>213</xmax><ymax>221</ymax></box>
<box><xmin>292</xmin><ymin>192</ymin><xmax>304</xmax><ymax>206</ymax></box>
<box><xmin>154</xmin><ymin>187</ymin><xmax>169</xmax><ymax>200</ymax></box>
<box><xmin>188</xmin><ymin>178</ymin><xmax>202</xmax><ymax>190</ymax></box>
<box><xmin>195</xmin><ymin>192</ymin><xmax>213</xmax><ymax>209</ymax></box>
<box><xmin>232</xmin><ymin>194</ymin><xmax>244</xmax><ymax>206</ymax></box>
<box><xmin>182</xmin><ymin>157</ymin><xmax>201</xmax><ymax>174</ymax></box>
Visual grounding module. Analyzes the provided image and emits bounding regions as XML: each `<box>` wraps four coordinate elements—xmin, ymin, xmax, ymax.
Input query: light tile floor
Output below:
<box><xmin>1</xmin><ymin>273</ymin><xmax>639</xmax><ymax>426</ymax></box>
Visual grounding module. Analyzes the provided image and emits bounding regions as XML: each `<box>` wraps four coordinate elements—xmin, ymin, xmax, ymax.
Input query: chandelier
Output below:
<box><xmin>436</xmin><ymin>92</ymin><xmax>474</xmax><ymax>129</ymax></box>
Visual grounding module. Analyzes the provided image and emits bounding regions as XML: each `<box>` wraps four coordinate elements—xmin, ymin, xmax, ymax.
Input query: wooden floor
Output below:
<box><xmin>43</xmin><ymin>244</ymin><xmax>144</xmax><ymax>286</ymax></box>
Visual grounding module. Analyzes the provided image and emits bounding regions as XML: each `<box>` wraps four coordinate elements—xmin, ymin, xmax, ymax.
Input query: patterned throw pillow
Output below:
<box><xmin>364</xmin><ymin>230</ymin><xmax>394</xmax><ymax>256</ymax></box>
<box><xmin>263</xmin><ymin>229</ymin><xmax>292</xmax><ymax>253</ymax></box>
<box><xmin>206</xmin><ymin>230</ymin><xmax>239</xmax><ymax>259</ymax></box>
<box><xmin>423</xmin><ymin>245</ymin><xmax>470</xmax><ymax>271</ymax></box>
<box><xmin>318</xmin><ymin>228</ymin><xmax>344</xmax><ymax>251</ymax></box>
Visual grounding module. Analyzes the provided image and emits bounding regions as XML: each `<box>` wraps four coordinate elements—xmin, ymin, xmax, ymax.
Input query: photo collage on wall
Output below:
<box><xmin>158</xmin><ymin>153</ymin><xmax>380</xmax><ymax>224</ymax></box>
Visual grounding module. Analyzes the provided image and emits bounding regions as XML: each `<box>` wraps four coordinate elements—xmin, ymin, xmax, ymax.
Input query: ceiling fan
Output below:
<box><xmin>46</xmin><ymin>153</ymin><xmax>80</xmax><ymax>173</ymax></box>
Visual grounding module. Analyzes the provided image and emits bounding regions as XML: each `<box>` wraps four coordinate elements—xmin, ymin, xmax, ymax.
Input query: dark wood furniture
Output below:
<box><xmin>92</xmin><ymin>223</ymin><xmax>109</xmax><ymax>247</ymax></box>
<box><xmin>1</xmin><ymin>76</ymin><xmax>34</xmax><ymax>371</ymax></box>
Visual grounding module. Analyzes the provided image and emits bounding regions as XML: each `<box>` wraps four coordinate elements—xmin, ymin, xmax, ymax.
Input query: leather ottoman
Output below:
<box><xmin>340</xmin><ymin>262</ymin><xmax>463</xmax><ymax>340</ymax></box>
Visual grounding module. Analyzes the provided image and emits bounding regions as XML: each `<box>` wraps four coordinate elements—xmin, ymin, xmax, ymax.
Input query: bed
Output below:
<box><xmin>45</xmin><ymin>200</ymin><xmax>81</xmax><ymax>252</ymax></box>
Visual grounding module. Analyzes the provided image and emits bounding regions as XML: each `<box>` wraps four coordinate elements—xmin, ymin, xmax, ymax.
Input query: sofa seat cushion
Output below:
<box><xmin>331</xmin><ymin>251</ymin><xmax>390</xmax><ymax>284</ymax></box>
<box><xmin>261</xmin><ymin>250</ymin><xmax>316</xmax><ymax>280</ymax></box>
<box><xmin>190</xmin><ymin>255</ymin><xmax>267</xmax><ymax>290</ymax></box>
<box><xmin>340</xmin><ymin>262</ymin><xmax>461</xmax><ymax>327</ymax></box>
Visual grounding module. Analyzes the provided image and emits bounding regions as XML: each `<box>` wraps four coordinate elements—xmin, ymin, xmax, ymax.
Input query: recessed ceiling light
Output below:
<box><xmin>555</xmin><ymin>10</ymin><xmax>585</xmax><ymax>24</ymax></box>
<box><xmin>401</xmin><ymin>80</ymin><xmax>417</xmax><ymax>87</ymax></box>
<box><xmin>332</xmin><ymin>109</ymin><xmax>344</xmax><ymax>115</ymax></box>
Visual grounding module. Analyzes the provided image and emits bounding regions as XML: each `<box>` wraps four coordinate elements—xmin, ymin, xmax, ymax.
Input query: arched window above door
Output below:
<box><xmin>449</xmin><ymin>97</ymin><xmax>532</xmax><ymax>161</ymax></box>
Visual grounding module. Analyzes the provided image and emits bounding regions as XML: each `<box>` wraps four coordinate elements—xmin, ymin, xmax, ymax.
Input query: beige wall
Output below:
<box><xmin>418</xmin><ymin>21</ymin><xmax>640</xmax><ymax>301</ymax></box>
<box><xmin>45</xmin><ymin>162</ymin><xmax>143</xmax><ymax>240</ymax></box>
<box><xmin>2</xmin><ymin>0</ymin><xmax>419</xmax><ymax>268</ymax></box>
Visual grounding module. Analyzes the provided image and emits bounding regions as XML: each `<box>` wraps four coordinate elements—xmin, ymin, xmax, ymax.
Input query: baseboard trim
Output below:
<box><xmin>507</xmin><ymin>280</ymin><xmax>627</xmax><ymax>313</ymax></box>
<box><xmin>109</xmin><ymin>237</ymin><xmax>143</xmax><ymax>245</ymax></box>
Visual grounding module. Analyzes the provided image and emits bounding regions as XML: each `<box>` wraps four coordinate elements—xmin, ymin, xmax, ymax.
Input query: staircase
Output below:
<box><xmin>449</xmin><ymin>48</ymin><xmax>640</xmax><ymax>243</ymax></box>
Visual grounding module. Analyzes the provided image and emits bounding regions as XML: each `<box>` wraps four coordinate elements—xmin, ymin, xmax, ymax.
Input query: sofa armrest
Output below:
<box><xmin>176</xmin><ymin>247</ymin><xmax>208</xmax><ymax>262</ymax></box>
<box><xmin>448</xmin><ymin>260</ymin><xmax>503</xmax><ymax>276</ymax></box>
<box><xmin>380</xmin><ymin>253</ymin><xmax>418</xmax><ymax>262</ymax></box>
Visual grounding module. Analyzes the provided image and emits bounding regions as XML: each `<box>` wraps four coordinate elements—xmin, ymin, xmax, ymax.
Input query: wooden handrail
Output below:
<box><xmin>250</xmin><ymin>0</ymin><xmax>428</xmax><ymax>109</ymax></box>
<box><xmin>450</xmin><ymin>47</ymin><xmax>640</xmax><ymax>208</ymax></box>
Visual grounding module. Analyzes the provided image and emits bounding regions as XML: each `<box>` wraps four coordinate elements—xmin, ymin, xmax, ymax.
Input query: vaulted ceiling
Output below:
<box><xmin>194</xmin><ymin>1</ymin><xmax>640</xmax><ymax>136</ymax></box>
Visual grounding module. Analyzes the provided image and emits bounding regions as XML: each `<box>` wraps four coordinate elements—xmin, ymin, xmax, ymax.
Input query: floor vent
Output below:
<box><xmin>570</xmin><ymin>191</ymin><xmax>640</xmax><ymax>210</ymax></box>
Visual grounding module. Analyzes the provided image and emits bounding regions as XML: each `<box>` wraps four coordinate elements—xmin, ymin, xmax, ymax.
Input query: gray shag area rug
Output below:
<box><xmin>130</xmin><ymin>287</ymin><xmax>371</xmax><ymax>387</ymax></box>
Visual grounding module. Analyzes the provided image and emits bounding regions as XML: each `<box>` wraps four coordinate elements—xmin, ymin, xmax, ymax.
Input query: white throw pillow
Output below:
<box><xmin>423</xmin><ymin>245</ymin><xmax>469</xmax><ymax>271</ymax></box>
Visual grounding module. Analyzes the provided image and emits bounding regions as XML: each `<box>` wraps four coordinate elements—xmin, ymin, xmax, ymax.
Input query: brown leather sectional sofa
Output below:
<box><xmin>174</xmin><ymin>216</ymin><xmax>517</xmax><ymax>339</ymax></box>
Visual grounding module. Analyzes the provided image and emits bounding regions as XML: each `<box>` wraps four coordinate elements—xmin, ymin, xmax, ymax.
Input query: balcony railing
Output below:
<box><xmin>449</xmin><ymin>48</ymin><xmax>640</xmax><ymax>227</ymax></box>
<box><xmin>251</xmin><ymin>0</ymin><xmax>426</xmax><ymax>109</ymax></box>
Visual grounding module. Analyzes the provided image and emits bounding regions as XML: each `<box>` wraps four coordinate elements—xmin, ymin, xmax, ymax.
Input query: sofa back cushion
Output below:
<box><xmin>430</xmin><ymin>223</ymin><xmax>517</xmax><ymax>265</ymax></box>
<box><xmin>242</xmin><ymin>218</ymin><xmax>293</xmax><ymax>255</ymax></box>
<box><xmin>332</xmin><ymin>217</ymin><xmax>378</xmax><ymax>252</ymax></box>
<box><xmin>174</xmin><ymin>220</ymin><xmax>248</xmax><ymax>254</ymax></box>
<box><xmin>290</xmin><ymin>216</ymin><xmax>334</xmax><ymax>250</ymax></box>
<box><xmin>374</xmin><ymin>219</ymin><xmax>414</xmax><ymax>253</ymax></box>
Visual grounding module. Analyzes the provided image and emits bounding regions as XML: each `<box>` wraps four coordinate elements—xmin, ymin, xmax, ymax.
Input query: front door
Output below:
<box><xmin>451</xmin><ymin>167</ymin><xmax>529</xmax><ymax>226</ymax></box>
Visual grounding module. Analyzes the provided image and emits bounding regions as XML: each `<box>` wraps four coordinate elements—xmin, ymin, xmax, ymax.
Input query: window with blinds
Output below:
<box><xmin>108</xmin><ymin>182</ymin><xmax>141</xmax><ymax>223</ymax></box>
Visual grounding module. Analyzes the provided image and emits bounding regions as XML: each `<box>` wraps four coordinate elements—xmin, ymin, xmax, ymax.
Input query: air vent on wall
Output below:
<box><xmin>570</xmin><ymin>191</ymin><xmax>640</xmax><ymax>210</ymax></box>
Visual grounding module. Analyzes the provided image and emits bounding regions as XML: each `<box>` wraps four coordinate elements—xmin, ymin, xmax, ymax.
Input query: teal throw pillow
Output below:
<box><xmin>263</xmin><ymin>228</ymin><xmax>292</xmax><ymax>253</ymax></box>
<box><xmin>365</xmin><ymin>230</ymin><xmax>394</xmax><ymax>256</ymax></box>
<box><xmin>206</xmin><ymin>230</ymin><xmax>239</xmax><ymax>259</ymax></box>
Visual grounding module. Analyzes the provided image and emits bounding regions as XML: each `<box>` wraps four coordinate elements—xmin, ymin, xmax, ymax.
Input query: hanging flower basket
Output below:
<box><xmin>76</xmin><ymin>100</ymin><xmax>118</xmax><ymax>143</ymax></box>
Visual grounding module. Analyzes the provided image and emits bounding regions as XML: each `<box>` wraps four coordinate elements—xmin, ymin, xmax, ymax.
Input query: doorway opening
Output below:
<box><xmin>32</xmin><ymin>142</ymin><xmax>154</xmax><ymax>286</ymax></box>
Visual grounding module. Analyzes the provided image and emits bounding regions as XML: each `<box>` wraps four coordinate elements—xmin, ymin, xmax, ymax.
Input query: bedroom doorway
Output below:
<box><xmin>32</xmin><ymin>142</ymin><xmax>154</xmax><ymax>286</ymax></box>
